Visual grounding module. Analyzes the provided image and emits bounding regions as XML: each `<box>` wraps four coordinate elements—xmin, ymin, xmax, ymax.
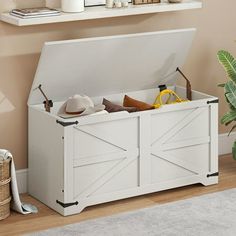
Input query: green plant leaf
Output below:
<box><xmin>228</xmin><ymin>124</ymin><xmax>236</xmax><ymax>136</ymax></box>
<box><xmin>218</xmin><ymin>83</ymin><xmax>226</xmax><ymax>87</ymax></box>
<box><xmin>225</xmin><ymin>80</ymin><xmax>236</xmax><ymax>109</ymax></box>
<box><xmin>224</xmin><ymin>93</ymin><xmax>235</xmax><ymax>110</ymax></box>
<box><xmin>217</xmin><ymin>50</ymin><xmax>236</xmax><ymax>83</ymax></box>
<box><xmin>221</xmin><ymin>109</ymin><xmax>236</xmax><ymax>126</ymax></box>
<box><xmin>232</xmin><ymin>141</ymin><xmax>236</xmax><ymax>160</ymax></box>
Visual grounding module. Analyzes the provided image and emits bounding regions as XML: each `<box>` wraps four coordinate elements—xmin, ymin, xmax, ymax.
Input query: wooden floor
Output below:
<box><xmin>1</xmin><ymin>154</ymin><xmax>236</xmax><ymax>236</ymax></box>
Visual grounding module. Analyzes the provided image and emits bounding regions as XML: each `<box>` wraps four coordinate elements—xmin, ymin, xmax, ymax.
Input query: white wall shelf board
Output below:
<box><xmin>1</xmin><ymin>0</ymin><xmax>202</xmax><ymax>26</ymax></box>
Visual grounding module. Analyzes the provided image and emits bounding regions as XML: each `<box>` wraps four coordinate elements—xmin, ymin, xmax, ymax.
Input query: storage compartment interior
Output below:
<box><xmin>30</xmin><ymin>85</ymin><xmax>214</xmax><ymax>118</ymax></box>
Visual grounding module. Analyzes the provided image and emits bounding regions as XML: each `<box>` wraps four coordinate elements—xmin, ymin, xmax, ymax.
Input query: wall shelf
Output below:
<box><xmin>0</xmin><ymin>0</ymin><xmax>202</xmax><ymax>26</ymax></box>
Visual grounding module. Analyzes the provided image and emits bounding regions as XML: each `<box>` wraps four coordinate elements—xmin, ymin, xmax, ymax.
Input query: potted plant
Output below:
<box><xmin>217</xmin><ymin>50</ymin><xmax>236</xmax><ymax>159</ymax></box>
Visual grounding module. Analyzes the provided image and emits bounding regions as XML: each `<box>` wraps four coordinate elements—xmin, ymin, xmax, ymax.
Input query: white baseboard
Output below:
<box><xmin>15</xmin><ymin>132</ymin><xmax>236</xmax><ymax>194</ymax></box>
<box><xmin>16</xmin><ymin>169</ymin><xmax>28</xmax><ymax>194</ymax></box>
<box><xmin>218</xmin><ymin>132</ymin><xmax>236</xmax><ymax>156</ymax></box>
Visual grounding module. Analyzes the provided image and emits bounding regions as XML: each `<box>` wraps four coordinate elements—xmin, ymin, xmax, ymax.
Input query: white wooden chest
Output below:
<box><xmin>28</xmin><ymin>29</ymin><xmax>218</xmax><ymax>216</ymax></box>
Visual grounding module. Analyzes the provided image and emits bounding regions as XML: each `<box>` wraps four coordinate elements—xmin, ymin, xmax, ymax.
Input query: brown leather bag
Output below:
<box><xmin>123</xmin><ymin>95</ymin><xmax>154</xmax><ymax>111</ymax></box>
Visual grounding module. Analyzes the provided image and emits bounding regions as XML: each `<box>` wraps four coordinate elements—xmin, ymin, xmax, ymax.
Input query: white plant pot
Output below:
<box><xmin>61</xmin><ymin>0</ymin><xmax>84</xmax><ymax>12</ymax></box>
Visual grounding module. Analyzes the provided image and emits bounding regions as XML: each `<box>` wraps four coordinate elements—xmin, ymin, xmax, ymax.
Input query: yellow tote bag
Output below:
<box><xmin>153</xmin><ymin>89</ymin><xmax>188</xmax><ymax>109</ymax></box>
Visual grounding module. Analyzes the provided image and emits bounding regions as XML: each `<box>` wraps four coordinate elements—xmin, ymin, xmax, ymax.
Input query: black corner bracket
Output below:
<box><xmin>56</xmin><ymin>200</ymin><xmax>78</xmax><ymax>208</ymax></box>
<box><xmin>207</xmin><ymin>172</ymin><xmax>219</xmax><ymax>178</ymax></box>
<box><xmin>207</xmin><ymin>99</ymin><xmax>219</xmax><ymax>104</ymax></box>
<box><xmin>56</xmin><ymin>120</ymin><xmax>79</xmax><ymax>127</ymax></box>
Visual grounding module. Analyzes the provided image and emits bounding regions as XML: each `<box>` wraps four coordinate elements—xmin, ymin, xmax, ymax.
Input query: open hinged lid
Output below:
<box><xmin>28</xmin><ymin>28</ymin><xmax>196</xmax><ymax>106</ymax></box>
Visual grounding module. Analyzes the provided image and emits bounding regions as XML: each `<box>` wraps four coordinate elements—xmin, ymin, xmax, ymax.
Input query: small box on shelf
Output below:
<box><xmin>133</xmin><ymin>0</ymin><xmax>160</xmax><ymax>5</ymax></box>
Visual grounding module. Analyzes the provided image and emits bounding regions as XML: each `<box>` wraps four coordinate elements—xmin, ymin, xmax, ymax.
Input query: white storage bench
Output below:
<box><xmin>28</xmin><ymin>29</ymin><xmax>218</xmax><ymax>216</ymax></box>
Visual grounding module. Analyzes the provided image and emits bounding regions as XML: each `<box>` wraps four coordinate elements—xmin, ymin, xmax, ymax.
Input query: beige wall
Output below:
<box><xmin>0</xmin><ymin>0</ymin><xmax>235</xmax><ymax>169</ymax></box>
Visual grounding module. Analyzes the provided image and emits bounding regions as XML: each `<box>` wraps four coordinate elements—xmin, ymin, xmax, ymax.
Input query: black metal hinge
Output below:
<box><xmin>56</xmin><ymin>120</ymin><xmax>79</xmax><ymax>127</ymax></box>
<box><xmin>158</xmin><ymin>84</ymin><xmax>167</xmax><ymax>92</ymax></box>
<box><xmin>43</xmin><ymin>100</ymin><xmax>53</xmax><ymax>108</ymax></box>
<box><xmin>207</xmin><ymin>99</ymin><xmax>219</xmax><ymax>104</ymax></box>
<box><xmin>207</xmin><ymin>172</ymin><xmax>219</xmax><ymax>178</ymax></box>
<box><xmin>56</xmin><ymin>200</ymin><xmax>78</xmax><ymax>208</ymax></box>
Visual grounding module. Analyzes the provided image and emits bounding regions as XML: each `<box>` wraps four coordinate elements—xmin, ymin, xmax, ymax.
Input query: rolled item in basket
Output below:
<box><xmin>0</xmin><ymin>149</ymin><xmax>38</xmax><ymax>214</ymax></box>
<box><xmin>0</xmin><ymin>150</ymin><xmax>11</xmax><ymax>161</ymax></box>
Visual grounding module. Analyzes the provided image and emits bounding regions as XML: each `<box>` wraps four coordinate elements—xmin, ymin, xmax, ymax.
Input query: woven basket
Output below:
<box><xmin>0</xmin><ymin>178</ymin><xmax>11</xmax><ymax>202</ymax></box>
<box><xmin>0</xmin><ymin>197</ymin><xmax>11</xmax><ymax>220</ymax></box>
<box><xmin>0</xmin><ymin>158</ymin><xmax>11</xmax><ymax>181</ymax></box>
<box><xmin>0</xmin><ymin>158</ymin><xmax>11</xmax><ymax>220</ymax></box>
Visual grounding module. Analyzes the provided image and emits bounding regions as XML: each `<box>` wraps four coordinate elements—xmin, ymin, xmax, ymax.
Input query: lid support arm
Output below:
<box><xmin>35</xmin><ymin>84</ymin><xmax>53</xmax><ymax>112</ymax></box>
<box><xmin>176</xmin><ymin>67</ymin><xmax>192</xmax><ymax>101</ymax></box>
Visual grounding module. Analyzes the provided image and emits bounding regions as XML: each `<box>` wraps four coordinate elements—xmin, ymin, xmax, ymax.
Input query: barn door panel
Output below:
<box><xmin>151</xmin><ymin>107</ymin><xmax>210</xmax><ymax>183</ymax></box>
<box><xmin>72</xmin><ymin>117</ymin><xmax>139</xmax><ymax>200</ymax></box>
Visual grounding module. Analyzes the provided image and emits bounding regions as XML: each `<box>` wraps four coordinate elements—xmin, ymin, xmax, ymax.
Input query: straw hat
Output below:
<box><xmin>58</xmin><ymin>95</ymin><xmax>105</xmax><ymax>118</ymax></box>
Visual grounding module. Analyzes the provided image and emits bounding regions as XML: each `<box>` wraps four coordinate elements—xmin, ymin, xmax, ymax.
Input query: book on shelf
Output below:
<box><xmin>10</xmin><ymin>12</ymin><xmax>61</xmax><ymax>19</ymax></box>
<box><xmin>10</xmin><ymin>7</ymin><xmax>61</xmax><ymax>18</ymax></box>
